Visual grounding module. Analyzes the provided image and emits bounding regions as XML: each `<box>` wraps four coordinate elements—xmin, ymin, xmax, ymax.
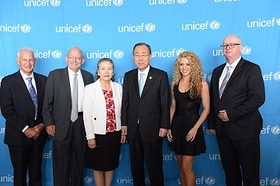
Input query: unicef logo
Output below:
<box><xmin>113</xmin><ymin>50</ymin><xmax>124</xmax><ymax>59</ymax></box>
<box><xmin>52</xmin><ymin>50</ymin><xmax>62</xmax><ymax>59</ymax></box>
<box><xmin>145</xmin><ymin>23</ymin><xmax>156</xmax><ymax>32</ymax></box>
<box><xmin>113</xmin><ymin>0</ymin><xmax>123</xmax><ymax>6</ymax></box>
<box><xmin>21</xmin><ymin>24</ymin><xmax>31</xmax><ymax>33</ymax></box>
<box><xmin>241</xmin><ymin>46</ymin><xmax>251</xmax><ymax>55</ymax></box>
<box><xmin>177</xmin><ymin>0</ymin><xmax>188</xmax><ymax>4</ymax></box>
<box><xmin>209</xmin><ymin>21</ymin><xmax>220</xmax><ymax>30</ymax></box>
<box><xmin>83</xmin><ymin>176</ymin><xmax>93</xmax><ymax>184</ymax></box>
<box><xmin>271</xmin><ymin>126</ymin><xmax>280</xmax><ymax>135</ymax></box>
<box><xmin>273</xmin><ymin>71</ymin><xmax>280</xmax><ymax>81</ymax></box>
<box><xmin>205</xmin><ymin>177</ymin><xmax>215</xmax><ymax>185</ymax></box>
<box><xmin>276</xmin><ymin>18</ymin><xmax>280</xmax><ymax>26</ymax></box>
<box><xmin>176</xmin><ymin>48</ymin><xmax>186</xmax><ymax>56</ymax></box>
<box><xmin>82</xmin><ymin>24</ymin><xmax>93</xmax><ymax>33</ymax></box>
<box><xmin>50</xmin><ymin>0</ymin><xmax>61</xmax><ymax>7</ymax></box>
<box><xmin>271</xmin><ymin>178</ymin><xmax>280</xmax><ymax>186</ymax></box>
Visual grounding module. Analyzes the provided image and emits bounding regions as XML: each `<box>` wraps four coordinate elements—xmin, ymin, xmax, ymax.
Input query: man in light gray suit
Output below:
<box><xmin>43</xmin><ymin>47</ymin><xmax>94</xmax><ymax>186</ymax></box>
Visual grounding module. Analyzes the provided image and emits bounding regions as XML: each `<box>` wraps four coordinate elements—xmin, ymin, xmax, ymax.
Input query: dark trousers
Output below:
<box><xmin>52</xmin><ymin>115</ymin><xmax>86</xmax><ymax>186</ymax></box>
<box><xmin>217</xmin><ymin>125</ymin><xmax>260</xmax><ymax>186</ymax></box>
<box><xmin>8</xmin><ymin>130</ymin><xmax>47</xmax><ymax>186</ymax></box>
<box><xmin>128</xmin><ymin>126</ymin><xmax>164</xmax><ymax>186</ymax></box>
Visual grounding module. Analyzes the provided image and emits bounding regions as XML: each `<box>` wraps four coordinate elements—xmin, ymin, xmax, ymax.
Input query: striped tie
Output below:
<box><xmin>219</xmin><ymin>66</ymin><xmax>231</xmax><ymax>98</ymax></box>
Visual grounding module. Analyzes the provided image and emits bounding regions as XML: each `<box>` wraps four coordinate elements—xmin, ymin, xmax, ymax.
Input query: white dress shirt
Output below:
<box><xmin>219</xmin><ymin>56</ymin><xmax>241</xmax><ymax>89</ymax></box>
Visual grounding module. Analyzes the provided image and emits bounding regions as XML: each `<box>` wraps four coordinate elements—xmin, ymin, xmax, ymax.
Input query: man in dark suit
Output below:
<box><xmin>208</xmin><ymin>35</ymin><xmax>265</xmax><ymax>186</ymax></box>
<box><xmin>0</xmin><ymin>48</ymin><xmax>48</xmax><ymax>186</ymax></box>
<box><xmin>42</xmin><ymin>47</ymin><xmax>94</xmax><ymax>186</ymax></box>
<box><xmin>121</xmin><ymin>42</ymin><xmax>170</xmax><ymax>186</ymax></box>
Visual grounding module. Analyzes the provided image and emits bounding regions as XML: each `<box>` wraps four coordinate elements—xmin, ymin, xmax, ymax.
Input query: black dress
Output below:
<box><xmin>169</xmin><ymin>85</ymin><xmax>206</xmax><ymax>155</ymax></box>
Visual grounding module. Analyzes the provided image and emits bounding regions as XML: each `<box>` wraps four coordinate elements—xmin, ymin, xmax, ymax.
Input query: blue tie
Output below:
<box><xmin>219</xmin><ymin>66</ymin><xmax>232</xmax><ymax>98</ymax></box>
<box><xmin>26</xmin><ymin>77</ymin><xmax>38</xmax><ymax>119</ymax></box>
<box><xmin>139</xmin><ymin>73</ymin><xmax>144</xmax><ymax>96</ymax></box>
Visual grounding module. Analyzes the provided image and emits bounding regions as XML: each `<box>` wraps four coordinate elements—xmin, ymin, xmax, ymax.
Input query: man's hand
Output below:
<box><xmin>24</xmin><ymin>127</ymin><xmax>38</xmax><ymax>139</ymax></box>
<box><xmin>34</xmin><ymin>123</ymin><xmax>44</xmax><ymax>137</ymax></box>
<box><xmin>159</xmin><ymin>128</ymin><xmax>167</xmax><ymax>137</ymax></box>
<box><xmin>218</xmin><ymin>110</ymin><xmax>230</xmax><ymax>122</ymax></box>
<box><xmin>46</xmin><ymin>125</ymin><xmax>56</xmax><ymax>137</ymax></box>
<box><xmin>121</xmin><ymin>126</ymin><xmax>127</xmax><ymax>136</ymax></box>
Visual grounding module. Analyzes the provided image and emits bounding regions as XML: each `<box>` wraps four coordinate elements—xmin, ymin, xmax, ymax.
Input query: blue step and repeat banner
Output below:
<box><xmin>0</xmin><ymin>0</ymin><xmax>279</xmax><ymax>185</ymax></box>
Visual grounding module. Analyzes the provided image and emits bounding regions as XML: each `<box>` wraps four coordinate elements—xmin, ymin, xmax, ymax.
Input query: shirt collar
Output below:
<box><xmin>20</xmin><ymin>70</ymin><xmax>34</xmax><ymax>80</ymax></box>
<box><xmin>226</xmin><ymin>56</ymin><xmax>241</xmax><ymax>69</ymax></box>
<box><xmin>138</xmin><ymin>65</ymin><xmax>150</xmax><ymax>76</ymax></box>
<box><xmin>68</xmin><ymin>67</ymin><xmax>81</xmax><ymax>76</ymax></box>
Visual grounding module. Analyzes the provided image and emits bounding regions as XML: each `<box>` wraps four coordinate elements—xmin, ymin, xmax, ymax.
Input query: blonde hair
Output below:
<box><xmin>171</xmin><ymin>51</ymin><xmax>204</xmax><ymax>99</ymax></box>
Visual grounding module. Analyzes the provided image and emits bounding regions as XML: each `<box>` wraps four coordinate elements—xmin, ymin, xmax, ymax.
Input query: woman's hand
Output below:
<box><xmin>87</xmin><ymin>139</ymin><xmax>97</xmax><ymax>149</ymax></box>
<box><xmin>186</xmin><ymin>127</ymin><xmax>198</xmax><ymax>142</ymax></box>
<box><xmin>167</xmin><ymin>129</ymin><xmax>173</xmax><ymax>142</ymax></box>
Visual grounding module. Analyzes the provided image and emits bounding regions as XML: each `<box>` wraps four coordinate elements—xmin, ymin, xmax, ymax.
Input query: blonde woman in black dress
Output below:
<box><xmin>83</xmin><ymin>58</ymin><xmax>126</xmax><ymax>186</ymax></box>
<box><xmin>167</xmin><ymin>51</ymin><xmax>210</xmax><ymax>186</ymax></box>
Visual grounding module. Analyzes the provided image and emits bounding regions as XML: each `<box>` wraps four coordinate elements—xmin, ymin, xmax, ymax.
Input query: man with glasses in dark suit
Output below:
<box><xmin>208</xmin><ymin>35</ymin><xmax>265</xmax><ymax>186</ymax></box>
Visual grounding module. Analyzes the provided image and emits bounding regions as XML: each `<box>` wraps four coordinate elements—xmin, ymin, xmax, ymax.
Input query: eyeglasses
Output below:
<box><xmin>133</xmin><ymin>54</ymin><xmax>150</xmax><ymax>58</ymax></box>
<box><xmin>67</xmin><ymin>56</ymin><xmax>83</xmax><ymax>61</ymax></box>
<box><xmin>220</xmin><ymin>43</ymin><xmax>241</xmax><ymax>49</ymax></box>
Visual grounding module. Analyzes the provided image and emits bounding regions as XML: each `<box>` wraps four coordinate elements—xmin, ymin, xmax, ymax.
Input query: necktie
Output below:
<box><xmin>219</xmin><ymin>66</ymin><xmax>232</xmax><ymax>98</ymax></box>
<box><xmin>71</xmin><ymin>74</ymin><xmax>78</xmax><ymax>122</ymax></box>
<box><xmin>26</xmin><ymin>77</ymin><xmax>38</xmax><ymax>119</ymax></box>
<box><xmin>139</xmin><ymin>73</ymin><xmax>144</xmax><ymax>96</ymax></box>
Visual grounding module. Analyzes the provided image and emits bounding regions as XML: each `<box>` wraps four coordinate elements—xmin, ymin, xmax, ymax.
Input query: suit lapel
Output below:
<box><xmin>15</xmin><ymin>71</ymin><xmax>32</xmax><ymax>101</ymax></box>
<box><xmin>141</xmin><ymin>67</ymin><xmax>154</xmax><ymax>97</ymax></box>
<box><xmin>215</xmin><ymin>65</ymin><xmax>225</xmax><ymax>96</ymax></box>
<box><xmin>227</xmin><ymin>58</ymin><xmax>244</xmax><ymax>84</ymax></box>
<box><xmin>34</xmin><ymin>73</ymin><xmax>42</xmax><ymax>101</ymax></box>
<box><xmin>62</xmin><ymin>68</ymin><xmax>71</xmax><ymax>98</ymax></box>
<box><xmin>222</xmin><ymin>58</ymin><xmax>244</xmax><ymax>96</ymax></box>
<box><xmin>131</xmin><ymin>70</ymin><xmax>139</xmax><ymax>96</ymax></box>
<box><xmin>81</xmin><ymin>70</ymin><xmax>89</xmax><ymax>86</ymax></box>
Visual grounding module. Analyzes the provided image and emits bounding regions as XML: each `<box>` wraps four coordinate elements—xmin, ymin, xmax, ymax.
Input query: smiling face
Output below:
<box><xmin>66</xmin><ymin>47</ymin><xmax>85</xmax><ymax>72</ymax></box>
<box><xmin>133</xmin><ymin>45</ymin><xmax>152</xmax><ymax>72</ymax></box>
<box><xmin>17</xmin><ymin>50</ymin><xmax>36</xmax><ymax>76</ymax></box>
<box><xmin>222</xmin><ymin>35</ymin><xmax>242</xmax><ymax>64</ymax></box>
<box><xmin>179</xmin><ymin>57</ymin><xmax>192</xmax><ymax>77</ymax></box>
<box><xmin>97</xmin><ymin>60</ymin><xmax>114</xmax><ymax>81</ymax></box>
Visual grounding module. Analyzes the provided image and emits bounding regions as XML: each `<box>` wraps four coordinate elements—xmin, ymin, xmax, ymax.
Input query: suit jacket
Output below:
<box><xmin>83</xmin><ymin>79</ymin><xmax>123</xmax><ymax>139</ymax></box>
<box><xmin>42</xmin><ymin>67</ymin><xmax>94</xmax><ymax>142</ymax></box>
<box><xmin>0</xmin><ymin>71</ymin><xmax>47</xmax><ymax>146</ymax></box>
<box><xmin>208</xmin><ymin>58</ymin><xmax>265</xmax><ymax>140</ymax></box>
<box><xmin>121</xmin><ymin>66</ymin><xmax>170</xmax><ymax>142</ymax></box>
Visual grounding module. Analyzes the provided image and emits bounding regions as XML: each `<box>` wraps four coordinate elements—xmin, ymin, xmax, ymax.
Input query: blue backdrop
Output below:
<box><xmin>0</xmin><ymin>0</ymin><xmax>280</xmax><ymax>185</ymax></box>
